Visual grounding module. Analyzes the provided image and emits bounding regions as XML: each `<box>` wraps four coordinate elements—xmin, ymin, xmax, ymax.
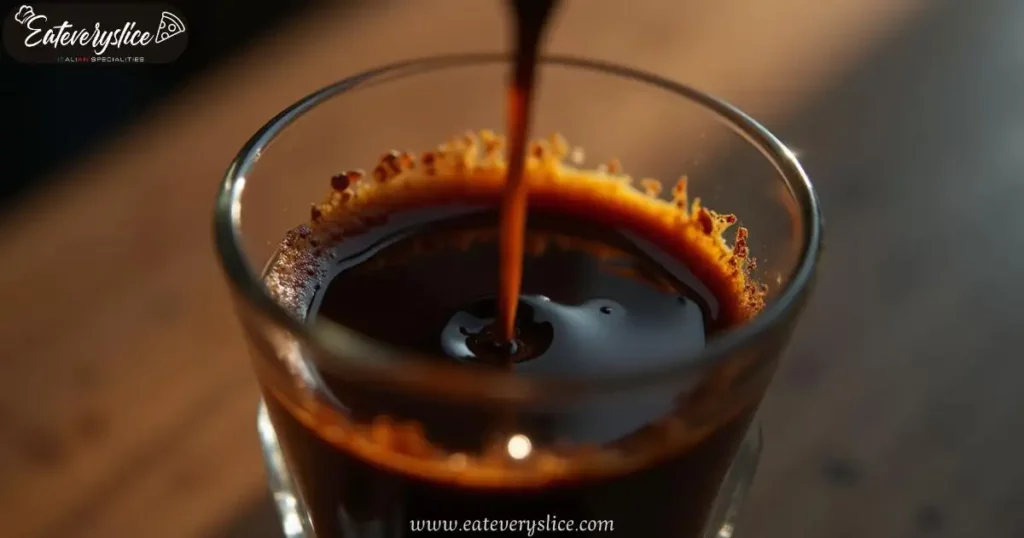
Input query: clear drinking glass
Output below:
<box><xmin>215</xmin><ymin>54</ymin><xmax>822</xmax><ymax>538</ymax></box>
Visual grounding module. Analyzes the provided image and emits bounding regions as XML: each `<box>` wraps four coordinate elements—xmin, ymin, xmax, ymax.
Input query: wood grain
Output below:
<box><xmin>0</xmin><ymin>1</ymin><xmax>938</xmax><ymax>537</ymax></box>
<box><xmin>744</xmin><ymin>1</ymin><xmax>1024</xmax><ymax>537</ymax></box>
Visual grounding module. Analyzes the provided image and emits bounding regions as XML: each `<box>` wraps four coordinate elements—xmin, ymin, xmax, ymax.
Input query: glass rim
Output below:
<box><xmin>214</xmin><ymin>53</ymin><xmax>823</xmax><ymax>402</ymax></box>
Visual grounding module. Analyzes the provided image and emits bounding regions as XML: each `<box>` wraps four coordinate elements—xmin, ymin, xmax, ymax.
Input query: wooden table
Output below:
<box><xmin>8</xmin><ymin>1</ymin><xmax>1023</xmax><ymax>537</ymax></box>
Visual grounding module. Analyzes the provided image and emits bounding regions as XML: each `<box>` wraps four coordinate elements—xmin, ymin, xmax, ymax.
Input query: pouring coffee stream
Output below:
<box><xmin>495</xmin><ymin>0</ymin><xmax>563</xmax><ymax>349</ymax></box>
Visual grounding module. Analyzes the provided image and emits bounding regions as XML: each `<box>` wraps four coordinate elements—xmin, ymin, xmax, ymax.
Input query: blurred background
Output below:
<box><xmin>2</xmin><ymin>0</ymin><xmax>1022</xmax><ymax>537</ymax></box>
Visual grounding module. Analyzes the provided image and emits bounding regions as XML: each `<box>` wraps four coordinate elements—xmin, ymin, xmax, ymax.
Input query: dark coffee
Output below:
<box><xmin>313</xmin><ymin>209</ymin><xmax>721</xmax><ymax>373</ymax></box>
<box><xmin>261</xmin><ymin>145</ymin><xmax>765</xmax><ymax>536</ymax></box>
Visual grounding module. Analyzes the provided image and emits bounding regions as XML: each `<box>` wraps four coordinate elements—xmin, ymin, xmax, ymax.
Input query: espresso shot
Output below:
<box><xmin>215</xmin><ymin>6</ymin><xmax>821</xmax><ymax>533</ymax></box>
<box><xmin>226</xmin><ymin>2</ymin><xmax>806</xmax><ymax>534</ymax></box>
<box><xmin>256</xmin><ymin>131</ymin><xmax>770</xmax><ymax>537</ymax></box>
<box><xmin>216</xmin><ymin>55</ymin><xmax>821</xmax><ymax>536</ymax></box>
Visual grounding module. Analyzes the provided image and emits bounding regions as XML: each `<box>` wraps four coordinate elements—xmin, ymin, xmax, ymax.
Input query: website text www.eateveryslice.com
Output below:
<box><xmin>409</xmin><ymin>516</ymin><xmax>614</xmax><ymax>534</ymax></box>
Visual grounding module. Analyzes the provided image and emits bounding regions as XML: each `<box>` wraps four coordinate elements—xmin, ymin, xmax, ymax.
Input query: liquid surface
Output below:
<box><xmin>313</xmin><ymin>209</ymin><xmax>717</xmax><ymax>376</ymax></box>
<box><xmin>303</xmin><ymin>208</ymin><xmax>723</xmax><ymax>454</ymax></box>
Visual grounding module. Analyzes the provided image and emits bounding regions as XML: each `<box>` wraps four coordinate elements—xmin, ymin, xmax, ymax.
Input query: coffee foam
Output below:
<box><xmin>266</xmin><ymin>130</ymin><xmax>763</xmax><ymax>322</ymax></box>
<box><xmin>260</xmin><ymin>131</ymin><xmax>765</xmax><ymax>486</ymax></box>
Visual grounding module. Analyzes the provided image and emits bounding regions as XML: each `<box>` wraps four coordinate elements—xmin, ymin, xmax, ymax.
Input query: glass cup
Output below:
<box><xmin>215</xmin><ymin>54</ymin><xmax>822</xmax><ymax>538</ymax></box>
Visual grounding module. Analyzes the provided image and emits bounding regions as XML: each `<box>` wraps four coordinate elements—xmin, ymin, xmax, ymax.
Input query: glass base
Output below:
<box><xmin>258</xmin><ymin>400</ymin><xmax>761</xmax><ymax>538</ymax></box>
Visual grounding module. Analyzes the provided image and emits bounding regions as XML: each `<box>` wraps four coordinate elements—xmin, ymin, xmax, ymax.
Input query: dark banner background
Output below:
<box><xmin>3</xmin><ymin>3</ymin><xmax>189</xmax><ymax>63</ymax></box>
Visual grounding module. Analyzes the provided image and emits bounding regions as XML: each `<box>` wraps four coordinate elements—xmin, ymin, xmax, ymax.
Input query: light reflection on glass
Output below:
<box><xmin>506</xmin><ymin>433</ymin><xmax>532</xmax><ymax>460</ymax></box>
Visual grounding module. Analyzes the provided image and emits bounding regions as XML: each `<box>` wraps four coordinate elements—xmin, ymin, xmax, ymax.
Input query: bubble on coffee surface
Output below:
<box><xmin>261</xmin><ymin>131</ymin><xmax>767</xmax><ymax>486</ymax></box>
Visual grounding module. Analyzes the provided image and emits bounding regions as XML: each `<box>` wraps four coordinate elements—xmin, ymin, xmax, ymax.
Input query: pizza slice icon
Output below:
<box><xmin>155</xmin><ymin>11</ymin><xmax>186</xmax><ymax>44</ymax></box>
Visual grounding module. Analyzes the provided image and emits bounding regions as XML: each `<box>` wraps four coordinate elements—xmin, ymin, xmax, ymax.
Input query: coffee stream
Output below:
<box><xmin>495</xmin><ymin>0</ymin><xmax>562</xmax><ymax>350</ymax></box>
